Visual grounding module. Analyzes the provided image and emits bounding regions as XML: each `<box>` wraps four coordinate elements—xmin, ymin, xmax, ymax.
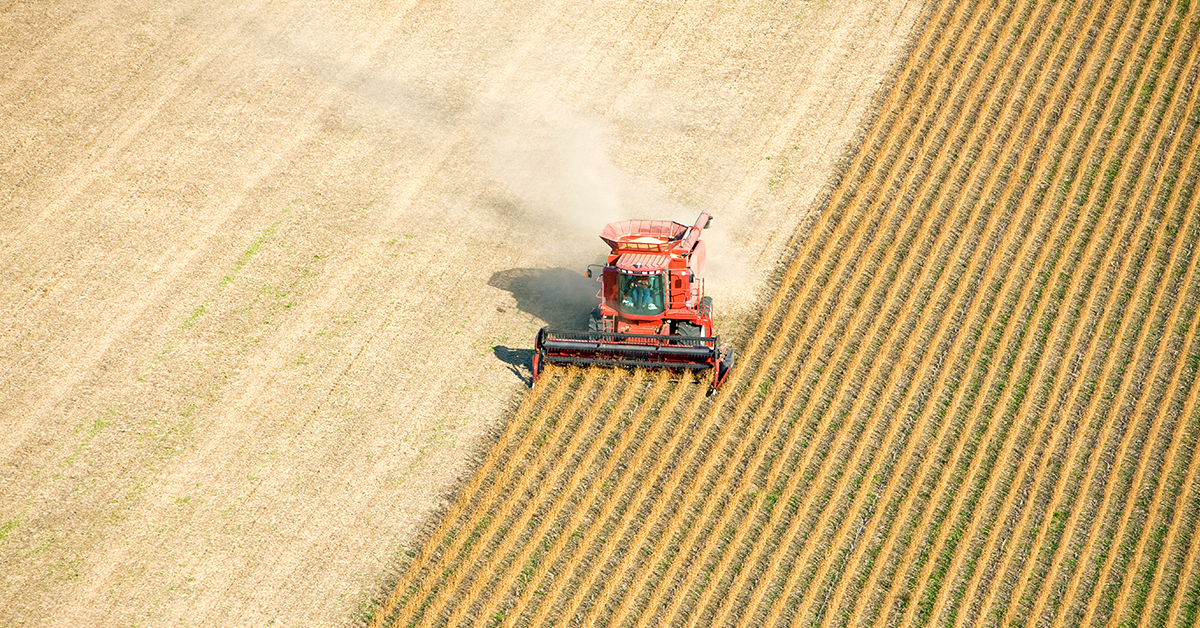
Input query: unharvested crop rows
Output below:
<box><xmin>368</xmin><ymin>0</ymin><xmax>1200</xmax><ymax>626</ymax></box>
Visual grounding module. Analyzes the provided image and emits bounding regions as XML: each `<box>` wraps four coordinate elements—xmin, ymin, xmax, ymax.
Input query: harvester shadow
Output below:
<box><xmin>488</xmin><ymin>267</ymin><xmax>599</xmax><ymax>386</ymax></box>
<box><xmin>492</xmin><ymin>345</ymin><xmax>534</xmax><ymax>387</ymax></box>
<box><xmin>488</xmin><ymin>267</ymin><xmax>598</xmax><ymax>329</ymax></box>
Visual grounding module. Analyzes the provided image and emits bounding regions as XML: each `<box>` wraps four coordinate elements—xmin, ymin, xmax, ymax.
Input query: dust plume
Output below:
<box><xmin>472</xmin><ymin>94</ymin><xmax>687</xmax><ymax>259</ymax></box>
<box><xmin>474</xmin><ymin>102</ymin><xmax>625</xmax><ymax>245</ymax></box>
<box><xmin>234</xmin><ymin>5</ymin><xmax>760</xmax><ymax>307</ymax></box>
<box><xmin>468</xmin><ymin>78</ymin><xmax>757</xmax><ymax>295</ymax></box>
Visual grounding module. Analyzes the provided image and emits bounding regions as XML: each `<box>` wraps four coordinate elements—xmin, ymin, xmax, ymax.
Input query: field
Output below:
<box><xmin>371</xmin><ymin>0</ymin><xmax>1200</xmax><ymax>627</ymax></box>
<box><xmin>0</xmin><ymin>0</ymin><xmax>921</xmax><ymax>626</ymax></box>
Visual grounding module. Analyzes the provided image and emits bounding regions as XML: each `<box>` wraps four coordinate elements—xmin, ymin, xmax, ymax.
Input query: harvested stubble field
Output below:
<box><xmin>373</xmin><ymin>0</ymin><xmax>1200</xmax><ymax>627</ymax></box>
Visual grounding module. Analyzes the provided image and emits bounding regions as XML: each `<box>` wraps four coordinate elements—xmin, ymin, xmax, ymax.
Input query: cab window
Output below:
<box><xmin>618</xmin><ymin>273</ymin><xmax>664</xmax><ymax>316</ymax></box>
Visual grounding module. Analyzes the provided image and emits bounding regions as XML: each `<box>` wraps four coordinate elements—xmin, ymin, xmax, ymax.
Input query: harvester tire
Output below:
<box><xmin>588</xmin><ymin>308</ymin><xmax>603</xmax><ymax>333</ymax></box>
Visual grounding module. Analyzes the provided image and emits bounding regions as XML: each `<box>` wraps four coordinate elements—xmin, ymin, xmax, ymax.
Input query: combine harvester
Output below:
<box><xmin>533</xmin><ymin>211</ymin><xmax>736</xmax><ymax>391</ymax></box>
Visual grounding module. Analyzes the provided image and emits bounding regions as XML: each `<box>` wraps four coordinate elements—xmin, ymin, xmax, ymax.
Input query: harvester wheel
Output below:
<box><xmin>588</xmin><ymin>307</ymin><xmax>603</xmax><ymax>332</ymax></box>
<box><xmin>676</xmin><ymin>321</ymin><xmax>703</xmax><ymax>337</ymax></box>
<box><xmin>700</xmin><ymin>296</ymin><xmax>715</xmax><ymax>336</ymax></box>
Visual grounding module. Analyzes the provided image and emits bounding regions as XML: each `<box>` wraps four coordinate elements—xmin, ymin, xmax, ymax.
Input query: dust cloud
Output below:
<box><xmin>235</xmin><ymin>4</ymin><xmax>759</xmax><ymax>308</ymax></box>
<box><xmin>473</xmin><ymin>97</ymin><xmax>629</xmax><ymax>253</ymax></box>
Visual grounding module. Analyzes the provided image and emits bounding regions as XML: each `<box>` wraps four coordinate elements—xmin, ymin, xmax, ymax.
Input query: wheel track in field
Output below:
<box><xmin>0</xmin><ymin>0</ymin><xmax>334</xmax><ymax>458</ymax></box>
<box><xmin>369</xmin><ymin>1</ymin><xmax>1200</xmax><ymax>626</ymax></box>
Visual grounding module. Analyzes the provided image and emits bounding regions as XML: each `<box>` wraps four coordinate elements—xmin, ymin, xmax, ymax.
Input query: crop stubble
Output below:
<box><xmin>370</xmin><ymin>0</ymin><xmax>1200</xmax><ymax>627</ymax></box>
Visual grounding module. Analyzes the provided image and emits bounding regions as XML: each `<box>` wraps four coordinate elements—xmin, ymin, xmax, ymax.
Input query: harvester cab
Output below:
<box><xmin>532</xmin><ymin>211</ymin><xmax>736</xmax><ymax>391</ymax></box>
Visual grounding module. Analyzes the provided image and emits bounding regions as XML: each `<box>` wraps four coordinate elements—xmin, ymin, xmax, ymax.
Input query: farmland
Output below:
<box><xmin>0</xmin><ymin>0</ymin><xmax>919</xmax><ymax>625</ymax></box>
<box><xmin>371</xmin><ymin>0</ymin><xmax>1200</xmax><ymax>627</ymax></box>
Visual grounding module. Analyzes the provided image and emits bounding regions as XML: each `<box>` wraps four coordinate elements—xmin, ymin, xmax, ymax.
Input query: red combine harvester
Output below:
<box><xmin>532</xmin><ymin>210</ymin><xmax>736</xmax><ymax>390</ymax></box>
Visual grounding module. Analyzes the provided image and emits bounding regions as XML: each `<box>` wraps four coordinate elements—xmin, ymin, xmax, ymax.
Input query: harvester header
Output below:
<box><xmin>532</xmin><ymin>210</ymin><xmax>735</xmax><ymax>390</ymax></box>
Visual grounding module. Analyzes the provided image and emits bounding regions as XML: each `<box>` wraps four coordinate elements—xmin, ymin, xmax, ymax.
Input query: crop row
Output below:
<box><xmin>368</xmin><ymin>1</ymin><xmax>1200</xmax><ymax>627</ymax></box>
